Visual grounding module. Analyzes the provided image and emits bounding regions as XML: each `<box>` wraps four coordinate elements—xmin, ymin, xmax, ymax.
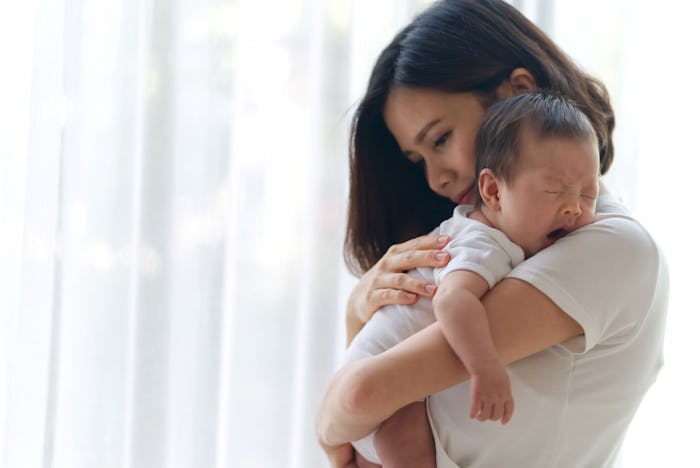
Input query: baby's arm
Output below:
<box><xmin>433</xmin><ymin>270</ymin><xmax>514</xmax><ymax>424</ymax></box>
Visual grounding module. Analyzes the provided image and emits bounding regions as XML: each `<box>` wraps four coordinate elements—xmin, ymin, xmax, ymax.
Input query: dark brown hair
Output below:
<box><xmin>345</xmin><ymin>0</ymin><xmax>615</xmax><ymax>275</ymax></box>
<box><xmin>474</xmin><ymin>91</ymin><xmax>598</xmax><ymax>206</ymax></box>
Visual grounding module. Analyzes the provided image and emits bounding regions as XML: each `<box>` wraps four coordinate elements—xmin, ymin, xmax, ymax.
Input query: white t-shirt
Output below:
<box><xmin>346</xmin><ymin>195</ymin><xmax>669</xmax><ymax>468</ymax></box>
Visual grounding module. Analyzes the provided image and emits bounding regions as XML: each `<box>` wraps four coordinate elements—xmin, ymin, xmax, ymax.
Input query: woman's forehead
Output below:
<box><xmin>383</xmin><ymin>88</ymin><xmax>485</xmax><ymax>137</ymax></box>
<box><xmin>385</xmin><ymin>87</ymin><xmax>482</xmax><ymax>112</ymax></box>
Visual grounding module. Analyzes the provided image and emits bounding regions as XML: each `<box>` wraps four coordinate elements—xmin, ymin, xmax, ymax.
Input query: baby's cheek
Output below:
<box><xmin>581</xmin><ymin>211</ymin><xmax>596</xmax><ymax>227</ymax></box>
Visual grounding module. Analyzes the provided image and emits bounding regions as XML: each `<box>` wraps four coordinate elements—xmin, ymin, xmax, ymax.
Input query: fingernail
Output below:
<box><xmin>436</xmin><ymin>252</ymin><xmax>448</xmax><ymax>262</ymax></box>
<box><xmin>403</xmin><ymin>292</ymin><xmax>417</xmax><ymax>301</ymax></box>
<box><xmin>425</xmin><ymin>284</ymin><xmax>436</xmax><ymax>295</ymax></box>
<box><xmin>437</xmin><ymin>235</ymin><xmax>449</xmax><ymax>245</ymax></box>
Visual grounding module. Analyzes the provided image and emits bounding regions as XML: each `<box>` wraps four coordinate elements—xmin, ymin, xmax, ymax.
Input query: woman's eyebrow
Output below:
<box><xmin>415</xmin><ymin>118</ymin><xmax>442</xmax><ymax>144</ymax></box>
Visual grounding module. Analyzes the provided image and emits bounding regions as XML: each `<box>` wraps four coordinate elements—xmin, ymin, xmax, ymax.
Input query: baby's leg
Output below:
<box><xmin>355</xmin><ymin>452</ymin><xmax>382</xmax><ymax>468</ymax></box>
<box><xmin>374</xmin><ymin>400</ymin><xmax>436</xmax><ymax>468</ymax></box>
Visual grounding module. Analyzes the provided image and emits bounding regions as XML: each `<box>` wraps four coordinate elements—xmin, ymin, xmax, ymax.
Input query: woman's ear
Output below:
<box><xmin>495</xmin><ymin>67</ymin><xmax>537</xmax><ymax>99</ymax></box>
<box><xmin>478</xmin><ymin>169</ymin><xmax>502</xmax><ymax>211</ymax></box>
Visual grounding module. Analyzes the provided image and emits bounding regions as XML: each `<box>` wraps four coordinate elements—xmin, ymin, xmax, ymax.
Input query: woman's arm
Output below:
<box><xmin>346</xmin><ymin>233</ymin><xmax>451</xmax><ymax>345</ymax></box>
<box><xmin>318</xmin><ymin>277</ymin><xmax>582</xmax><ymax>445</ymax></box>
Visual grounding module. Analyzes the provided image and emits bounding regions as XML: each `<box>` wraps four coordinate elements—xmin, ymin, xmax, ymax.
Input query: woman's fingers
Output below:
<box><xmin>345</xmin><ymin>234</ymin><xmax>452</xmax><ymax>333</ymax></box>
<box><xmin>381</xmin><ymin>237</ymin><xmax>451</xmax><ymax>273</ymax></box>
<box><xmin>370</xmin><ymin>288</ymin><xmax>418</xmax><ymax>308</ymax></box>
<box><xmin>386</xmin><ymin>272</ymin><xmax>436</xmax><ymax>296</ymax></box>
<box><xmin>367</xmin><ymin>273</ymin><xmax>440</xmax><ymax>310</ymax></box>
<box><xmin>385</xmin><ymin>249</ymin><xmax>450</xmax><ymax>273</ymax></box>
<box><xmin>388</xmin><ymin>233</ymin><xmax>450</xmax><ymax>255</ymax></box>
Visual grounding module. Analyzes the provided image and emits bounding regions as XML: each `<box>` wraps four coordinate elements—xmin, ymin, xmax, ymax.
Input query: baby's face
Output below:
<box><xmin>496</xmin><ymin>133</ymin><xmax>600</xmax><ymax>258</ymax></box>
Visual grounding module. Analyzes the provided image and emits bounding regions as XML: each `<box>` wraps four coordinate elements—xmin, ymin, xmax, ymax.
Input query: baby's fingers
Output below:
<box><xmin>490</xmin><ymin>402</ymin><xmax>504</xmax><ymax>422</ymax></box>
<box><xmin>501</xmin><ymin>400</ymin><xmax>514</xmax><ymax>425</ymax></box>
<box><xmin>469</xmin><ymin>391</ymin><xmax>483</xmax><ymax>420</ymax></box>
<box><xmin>489</xmin><ymin>397</ymin><xmax>515</xmax><ymax>424</ymax></box>
<box><xmin>470</xmin><ymin>400</ymin><xmax>493</xmax><ymax>421</ymax></box>
<box><xmin>471</xmin><ymin>397</ymin><xmax>514</xmax><ymax>423</ymax></box>
<box><xmin>470</xmin><ymin>400</ymin><xmax>480</xmax><ymax>420</ymax></box>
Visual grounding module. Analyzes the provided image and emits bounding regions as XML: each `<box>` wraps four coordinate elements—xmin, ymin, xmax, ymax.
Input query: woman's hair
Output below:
<box><xmin>474</xmin><ymin>91</ymin><xmax>598</xmax><ymax>207</ymax></box>
<box><xmin>345</xmin><ymin>0</ymin><xmax>615</xmax><ymax>275</ymax></box>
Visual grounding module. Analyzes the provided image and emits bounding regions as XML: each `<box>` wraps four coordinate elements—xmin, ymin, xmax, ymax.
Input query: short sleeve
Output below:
<box><xmin>434</xmin><ymin>214</ymin><xmax>524</xmax><ymax>288</ymax></box>
<box><xmin>506</xmin><ymin>195</ymin><xmax>662</xmax><ymax>353</ymax></box>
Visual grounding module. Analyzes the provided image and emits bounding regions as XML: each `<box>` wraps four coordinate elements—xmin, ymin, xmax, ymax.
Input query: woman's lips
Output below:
<box><xmin>452</xmin><ymin>184</ymin><xmax>475</xmax><ymax>205</ymax></box>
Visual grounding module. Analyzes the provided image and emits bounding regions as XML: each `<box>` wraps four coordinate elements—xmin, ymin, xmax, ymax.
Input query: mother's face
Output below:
<box><xmin>383</xmin><ymin>87</ymin><xmax>487</xmax><ymax>205</ymax></box>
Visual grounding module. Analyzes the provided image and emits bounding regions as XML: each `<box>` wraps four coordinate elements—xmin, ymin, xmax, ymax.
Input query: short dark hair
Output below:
<box><xmin>345</xmin><ymin>0</ymin><xmax>615</xmax><ymax>274</ymax></box>
<box><xmin>474</xmin><ymin>91</ymin><xmax>598</xmax><ymax>206</ymax></box>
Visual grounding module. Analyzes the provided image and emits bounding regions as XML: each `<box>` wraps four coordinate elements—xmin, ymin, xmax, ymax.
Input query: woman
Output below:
<box><xmin>317</xmin><ymin>1</ymin><xmax>668</xmax><ymax>467</ymax></box>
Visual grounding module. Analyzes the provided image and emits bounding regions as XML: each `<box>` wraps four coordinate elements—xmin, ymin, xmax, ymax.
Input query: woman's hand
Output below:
<box><xmin>346</xmin><ymin>234</ymin><xmax>451</xmax><ymax>344</ymax></box>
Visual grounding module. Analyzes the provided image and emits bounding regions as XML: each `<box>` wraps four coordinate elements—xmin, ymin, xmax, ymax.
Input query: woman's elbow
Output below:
<box><xmin>338</xmin><ymin>361</ymin><xmax>380</xmax><ymax>416</ymax></box>
<box><xmin>317</xmin><ymin>361</ymin><xmax>380</xmax><ymax>444</ymax></box>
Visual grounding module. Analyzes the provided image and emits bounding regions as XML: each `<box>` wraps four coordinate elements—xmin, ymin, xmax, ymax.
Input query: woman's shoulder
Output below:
<box><xmin>592</xmin><ymin>193</ymin><xmax>642</xmax><ymax>222</ymax></box>
<box><xmin>569</xmin><ymin>193</ymin><xmax>660</xmax><ymax>264</ymax></box>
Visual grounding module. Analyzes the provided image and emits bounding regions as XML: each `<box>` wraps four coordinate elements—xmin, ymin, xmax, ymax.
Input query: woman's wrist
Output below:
<box><xmin>345</xmin><ymin>284</ymin><xmax>369</xmax><ymax>345</ymax></box>
<box><xmin>346</xmin><ymin>310</ymin><xmax>364</xmax><ymax>345</ymax></box>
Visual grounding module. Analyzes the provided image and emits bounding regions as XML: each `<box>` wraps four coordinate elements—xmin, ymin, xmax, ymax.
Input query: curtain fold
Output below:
<box><xmin>3</xmin><ymin>0</ymin><xmax>66</xmax><ymax>466</ymax></box>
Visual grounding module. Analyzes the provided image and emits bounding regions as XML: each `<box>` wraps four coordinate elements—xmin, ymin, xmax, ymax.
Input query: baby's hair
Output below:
<box><xmin>474</xmin><ymin>92</ymin><xmax>598</xmax><ymax>206</ymax></box>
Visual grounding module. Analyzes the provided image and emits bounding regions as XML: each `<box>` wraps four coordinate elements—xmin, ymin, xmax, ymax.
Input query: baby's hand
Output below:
<box><xmin>469</xmin><ymin>366</ymin><xmax>514</xmax><ymax>425</ymax></box>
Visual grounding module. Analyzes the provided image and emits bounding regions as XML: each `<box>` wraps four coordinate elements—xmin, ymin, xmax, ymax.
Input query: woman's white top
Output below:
<box><xmin>346</xmin><ymin>194</ymin><xmax>669</xmax><ymax>467</ymax></box>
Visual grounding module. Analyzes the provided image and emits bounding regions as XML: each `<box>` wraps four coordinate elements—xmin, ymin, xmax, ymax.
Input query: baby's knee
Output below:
<box><xmin>375</xmin><ymin>440</ymin><xmax>435</xmax><ymax>468</ymax></box>
<box><xmin>355</xmin><ymin>451</ymin><xmax>381</xmax><ymax>468</ymax></box>
<box><xmin>374</xmin><ymin>402</ymin><xmax>436</xmax><ymax>468</ymax></box>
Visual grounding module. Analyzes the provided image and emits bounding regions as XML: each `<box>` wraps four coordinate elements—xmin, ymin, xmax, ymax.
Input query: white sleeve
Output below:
<box><xmin>434</xmin><ymin>221</ymin><xmax>524</xmax><ymax>288</ymax></box>
<box><xmin>506</xmin><ymin>195</ymin><xmax>662</xmax><ymax>353</ymax></box>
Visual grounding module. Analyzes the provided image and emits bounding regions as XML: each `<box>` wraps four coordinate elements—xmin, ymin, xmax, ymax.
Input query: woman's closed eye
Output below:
<box><xmin>433</xmin><ymin>131</ymin><xmax>451</xmax><ymax>149</ymax></box>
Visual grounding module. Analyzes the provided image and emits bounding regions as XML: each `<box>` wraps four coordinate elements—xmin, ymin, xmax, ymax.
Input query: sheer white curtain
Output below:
<box><xmin>1</xmin><ymin>1</ymin><xmax>698</xmax><ymax>467</ymax></box>
<box><xmin>0</xmin><ymin>0</ymin><xmax>431</xmax><ymax>467</ymax></box>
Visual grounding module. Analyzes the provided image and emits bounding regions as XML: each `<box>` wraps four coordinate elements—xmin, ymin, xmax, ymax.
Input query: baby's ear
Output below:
<box><xmin>478</xmin><ymin>169</ymin><xmax>502</xmax><ymax>210</ymax></box>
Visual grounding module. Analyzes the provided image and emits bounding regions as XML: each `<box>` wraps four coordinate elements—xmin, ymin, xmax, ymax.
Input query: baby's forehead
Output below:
<box><xmin>513</xmin><ymin>134</ymin><xmax>600</xmax><ymax>179</ymax></box>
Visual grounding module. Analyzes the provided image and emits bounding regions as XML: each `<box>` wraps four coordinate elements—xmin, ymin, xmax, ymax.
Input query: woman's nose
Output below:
<box><xmin>426</xmin><ymin>162</ymin><xmax>453</xmax><ymax>194</ymax></box>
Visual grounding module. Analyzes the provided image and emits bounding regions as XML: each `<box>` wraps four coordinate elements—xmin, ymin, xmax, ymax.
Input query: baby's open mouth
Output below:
<box><xmin>547</xmin><ymin>228</ymin><xmax>569</xmax><ymax>241</ymax></box>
